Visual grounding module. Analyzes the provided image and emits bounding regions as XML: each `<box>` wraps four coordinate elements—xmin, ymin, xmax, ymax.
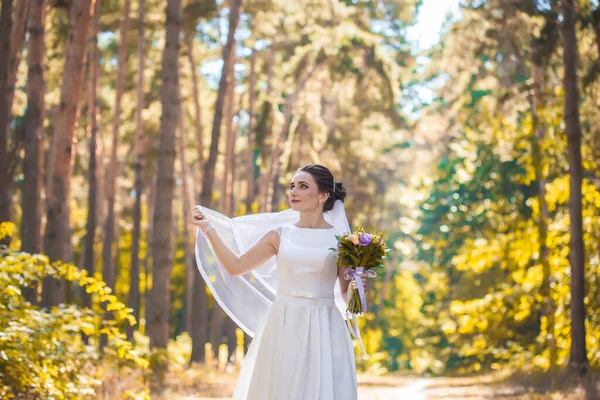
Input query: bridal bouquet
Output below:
<box><xmin>330</xmin><ymin>227</ymin><xmax>389</xmax><ymax>315</ymax></box>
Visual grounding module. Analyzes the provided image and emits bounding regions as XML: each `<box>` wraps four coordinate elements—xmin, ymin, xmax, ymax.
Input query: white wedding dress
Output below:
<box><xmin>232</xmin><ymin>224</ymin><xmax>358</xmax><ymax>400</ymax></box>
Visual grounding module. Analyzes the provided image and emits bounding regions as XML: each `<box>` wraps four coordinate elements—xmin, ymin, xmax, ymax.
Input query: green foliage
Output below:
<box><xmin>370</xmin><ymin>270</ymin><xmax>425</xmax><ymax>373</ymax></box>
<box><xmin>405</xmin><ymin>0</ymin><xmax>600</xmax><ymax>373</ymax></box>
<box><xmin>0</xmin><ymin>223</ymin><xmax>149</xmax><ymax>399</ymax></box>
<box><xmin>10</xmin><ymin>0</ymin><xmax>600</xmax><ymax>383</ymax></box>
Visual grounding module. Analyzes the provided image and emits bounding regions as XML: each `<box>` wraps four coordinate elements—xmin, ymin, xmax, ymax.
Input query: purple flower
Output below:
<box><xmin>358</xmin><ymin>233</ymin><xmax>372</xmax><ymax>247</ymax></box>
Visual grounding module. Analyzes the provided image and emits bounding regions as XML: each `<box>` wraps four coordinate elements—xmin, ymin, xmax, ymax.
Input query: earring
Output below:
<box><xmin>319</xmin><ymin>200</ymin><xmax>322</xmax><ymax>205</ymax></box>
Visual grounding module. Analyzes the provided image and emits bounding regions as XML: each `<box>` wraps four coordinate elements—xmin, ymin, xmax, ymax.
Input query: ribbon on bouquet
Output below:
<box><xmin>343</xmin><ymin>266</ymin><xmax>377</xmax><ymax>357</ymax></box>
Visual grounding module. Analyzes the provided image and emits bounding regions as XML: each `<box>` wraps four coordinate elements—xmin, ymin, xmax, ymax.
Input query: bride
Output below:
<box><xmin>189</xmin><ymin>164</ymin><xmax>367</xmax><ymax>400</ymax></box>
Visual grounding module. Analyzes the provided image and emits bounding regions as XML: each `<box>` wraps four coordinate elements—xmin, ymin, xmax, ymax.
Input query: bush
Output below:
<box><xmin>0</xmin><ymin>222</ymin><xmax>149</xmax><ymax>399</ymax></box>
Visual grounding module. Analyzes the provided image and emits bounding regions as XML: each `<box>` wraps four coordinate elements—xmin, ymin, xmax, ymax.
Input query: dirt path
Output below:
<box><xmin>156</xmin><ymin>370</ymin><xmax>598</xmax><ymax>399</ymax></box>
<box><xmin>358</xmin><ymin>377</ymin><xmax>431</xmax><ymax>399</ymax></box>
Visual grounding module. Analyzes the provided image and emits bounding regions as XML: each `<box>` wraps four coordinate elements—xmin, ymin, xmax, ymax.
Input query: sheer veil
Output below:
<box><xmin>194</xmin><ymin>199</ymin><xmax>353</xmax><ymax>338</ymax></box>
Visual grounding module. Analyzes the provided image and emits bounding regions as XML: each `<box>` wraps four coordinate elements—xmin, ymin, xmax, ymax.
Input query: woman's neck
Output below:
<box><xmin>296</xmin><ymin>211</ymin><xmax>331</xmax><ymax>229</ymax></box>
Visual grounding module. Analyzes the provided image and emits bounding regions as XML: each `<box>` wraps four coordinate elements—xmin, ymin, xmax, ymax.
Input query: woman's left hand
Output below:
<box><xmin>350</xmin><ymin>271</ymin><xmax>368</xmax><ymax>291</ymax></box>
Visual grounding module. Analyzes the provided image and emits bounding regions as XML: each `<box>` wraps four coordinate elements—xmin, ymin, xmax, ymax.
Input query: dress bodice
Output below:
<box><xmin>275</xmin><ymin>225</ymin><xmax>340</xmax><ymax>297</ymax></box>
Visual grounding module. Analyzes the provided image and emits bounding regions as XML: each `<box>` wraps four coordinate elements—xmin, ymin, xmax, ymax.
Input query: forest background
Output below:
<box><xmin>1</xmin><ymin>0</ymin><xmax>599</xmax><ymax>398</ymax></box>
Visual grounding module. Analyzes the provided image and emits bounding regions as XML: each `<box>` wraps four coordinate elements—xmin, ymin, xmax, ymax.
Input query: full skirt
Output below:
<box><xmin>232</xmin><ymin>298</ymin><xmax>358</xmax><ymax>400</ymax></box>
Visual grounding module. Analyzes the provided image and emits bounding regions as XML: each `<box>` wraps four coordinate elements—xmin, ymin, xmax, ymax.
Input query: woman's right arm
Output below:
<box><xmin>203</xmin><ymin>228</ymin><xmax>280</xmax><ymax>277</ymax></box>
<box><xmin>189</xmin><ymin>207</ymin><xmax>279</xmax><ymax>277</ymax></box>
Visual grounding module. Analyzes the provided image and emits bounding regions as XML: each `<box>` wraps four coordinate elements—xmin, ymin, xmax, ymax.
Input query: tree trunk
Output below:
<box><xmin>258</xmin><ymin>47</ymin><xmax>275</xmax><ymax>213</ymax></box>
<box><xmin>184</xmin><ymin>31</ymin><xmax>205</xmax><ymax>188</ymax></box>
<box><xmin>21</xmin><ymin>0</ymin><xmax>45</xmax><ymax>255</ymax></box>
<box><xmin>245</xmin><ymin>48</ymin><xmax>257</xmax><ymax>210</ymax></box>
<box><xmin>225</xmin><ymin>316</ymin><xmax>237</xmax><ymax>364</ymax></box>
<box><xmin>530</xmin><ymin>63</ymin><xmax>556</xmax><ymax>367</ymax></box>
<box><xmin>99</xmin><ymin>0</ymin><xmax>130</xmax><ymax>349</ymax></box>
<box><xmin>128</xmin><ymin>0</ymin><xmax>146</xmax><ymax>341</ymax></box>
<box><xmin>103</xmin><ymin>0</ymin><xmax>131</xmax><ymax>298</ymax></box>
<box><xmin>147</xmin><ymin>0</ymin><xmax>182</xmax><ymax>350</ymax></box>
<box><xmin>592</xmin><ymin>6</ymin><xmax>600</xmax><ymax>62</ymax></box>
<box><xmin>177</xmin><ymin>83</ymin><xmax>195</xmax><ymax>334</ymax></box>
<box><xmin>222</xmin><ymin>52</ymin><xmax>236</xmax><ymax>216</ymax></box>
<box><xmin>209</xmin><ymin>304</ymin><xmax>225</xmax><ymax>362</ymax></box>
<box><xmin>42</xmin><ymin>0</ymin><xmax>96</xmax><ymax>308</ymax></box>
<box><xmin>199</xmin><ymin>0</ymin><xmax>243</xmax><ymax>209</ymax></box>
<box><xmin>0</xmin><ymin>0</ymin><xmax>29</xmax><ymax>225</ymax></box>
<box><xmin>20</xmin><ymin>0</ymin><xmax>46</xmax><ymax>305</ymax></box>
<box><xmin>212</xmin><ymin>20</ymin><xmax>242</xmax><ymax>345</ymax></box>
<box><xmin>190</xmin><ymin>257</ymin><xmax>209</xmax><ymax>364</ymax></box>
<box><xmin>82</xmin><ymin>0</ymin><xmax>100</xmax><ymax>311</ymax></box>
<box><xmin>0</xmin><ymin>0</ymin><xmax>13</xmax><ymax>225</ymax></box>
<box><xmin>144</xmin><ymin>162</ymin><xmax>157</xmax><ymax>333</ymax></box>
<box><xmin>231</xmin><ymin>94</ymin><xmax>243</xmax><ymax>212</ymax></box>
<box><xmin>561</xmin><ymin>0</ymin><xmax>588</xmax><ymax>374</ymax></box>
<box><xmin>7</xmin><ymin>0</ymin><xmax>28</xmax><ymax>118</ymax></box>
<box><xmin>264</xmin><ymin>61</ymin><xmax>320</xmax><ymax>211</ymax></box>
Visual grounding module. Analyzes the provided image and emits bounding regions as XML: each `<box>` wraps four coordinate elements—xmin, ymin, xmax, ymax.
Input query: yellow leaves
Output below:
<box><xmin>511</xmin><ymin>264</ymin><xmax>542</xmax><ymax>291</ymax></box>
<box><xmin>513</xmin><ymin>295</ymin><xmax>532</xmax><ymax>322</ymax></box>
<box><xmin>0</xmin><ymin>221</ymin><xmax>15</xmax><ymax>240</ymax></box>
<box><xmin>84</xmin><ymin>280</ymin><xmax>105</xmax><ymax>294</ymax></box>
<box><xmin>4</xmin><ymin>285</ymin><xmax>21</xmax><ymax>297</ymax></box>
<box><xmin>545</xmin><ymin>175</ymin><xmax>570</xmax><ymax>212</ymax></box>
<box><xmin>65</xmin><ymin>263</ymin><xmax>83</xmax><ymax>282</ymax></box>
<box><xmin>106</xmin><ymin>302</ymin><xmax>123</xmax><ymax>312</ymax></box>
<box><xmin>583</xmin><ymin>178</ymin><xmax>600</xmax><ymax>209</ymax></box>
<box><xmin>476</xmin><ymin>318</ymin><xmax>489</xmax><ymax>331</ymax></box>
<box><xmin>457</xmin><ymin>314</ymin><xmax>476</xmax><ymax>335</ymax></box>
<box><xmin>80</xmin><ymin>321</ymin><xmax>95</xmax><ymax>336</ymax></box>
<box><xmin>0</xmin><ymin>246</ymin><xmax>148</xmax><ymax>398</ymax></box>
<box><xmin>452</xmin><ymin>235</ymin><xmax>502</xmax><ymax>273</ymax></box>
<box><xmin>124</xmin><ymin>389</ymin><xmax>150</xmax><ymax>400</ymax></box>
<box><xmin>511</xmin><ymin>269</ymin><xmax>525</xmax><ymax>284</ymax></box>
<box><xmin>441</xmin><ymin>319</ymin><xmax>458</xmax><ymax>335</ymax></box>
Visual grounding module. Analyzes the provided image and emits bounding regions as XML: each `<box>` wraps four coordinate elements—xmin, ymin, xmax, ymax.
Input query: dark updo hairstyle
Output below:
<box><xmin>297</xmin><ymin>164</ymin><xmax>347</xmax><ymax>212</ymax></box>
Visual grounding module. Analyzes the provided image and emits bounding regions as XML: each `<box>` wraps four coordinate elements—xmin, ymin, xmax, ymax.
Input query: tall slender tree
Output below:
<box><xmin>20</xmin><ymin>0</ymin><xmax>46</xmax><ymax>305</ymax></box>
<box><xmin>257</xmin><ymin>46</ymin><xmax>275</xmax><ymax>213</ymax></box>
<box><xmin>202</xmin><ymin>0</ymin><xmax>244</xmax><ymax>357</ymax></box>
<box><xmin>177</xmin><ymin>82</ymin><xmax>195</xmax><ymax>334</ymax></box>
<box><xmin>264</xmin><ymin>60</ymin><xmax>320</xmax><ymax>211</ymax></box>
<box><xmin>184</xmin><ymin>30</ymin><xmax>205</xmax><ymax>189</ymax></box>
<box><xmin>103</xmin><ymin>0</ymin><xmax>132</xmax><ymax>297</ymax></box>
<box><xmin>190</xmin><ymin>254</ymin><xmax>209</xmax><ymax>363</ymax></box>
<box><xmin>21</xmin><ymin>0</ymin><xmax>46</xmax><ymax>256</ymax></box>
<box><xmin>222</xmin><ymin>23</ymin><xmax>237</xmax><ymax>216</ymax></box>
<box><xmin>42</xmin><ymin>0</ymin><xmax>96</xmax><ymax>307</ymax></box>
<box><xmin>561</xmin><ymin>0</ymin><xmax>588</xmax><ymax>374</ymax></box>
<box><xmin>148</xmin><ymin>0</ymin><xmax>182</xmax><ymax>350</ymax></box>
<box><xmin>200</xmin><ymin>0</ymin><xmax>243</xmax><ymax>209</ymax></box>
<box><xmin>82</xmin><ymin>0</ymin><xmax>101</xmax><ymax>311</ymax></box>
<box><xmin>0</xmin><ymin>0</ymin><xmax>14</xmax><ymax>225</ymax></box>
<box><xmin>0</xmin><ymin>0</ymin><xmax>29</xmax><ymax>225</ymax></box>
<box><xmin>245</xmin><ymin>47</ymin><xmax>257</xmax><ymax>209</ymax></box>
<box><xmin>530</xmin><ymin>62</ymin><xmax>555</xmax><ymax>367</ymax></box>
<box><xmin>128</xmin><ymin>0</ymin><xmax>146</xmax><ymax>341</ymax></box>
<box><xmin>592</xmin><ymin>5</ymin><xmax>600</xmax><ymax>62</ymax></box>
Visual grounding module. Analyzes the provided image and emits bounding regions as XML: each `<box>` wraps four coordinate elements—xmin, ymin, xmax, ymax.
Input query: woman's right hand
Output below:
<box><xmin>189</xmin><ymin>205</ymin><xmax>211</xmax><ymax>230</ymax></box>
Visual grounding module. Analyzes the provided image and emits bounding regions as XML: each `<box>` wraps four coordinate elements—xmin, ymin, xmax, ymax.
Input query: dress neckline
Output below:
<box><xmin>291</xmin><ymin>224</ymin><xmax>335</xmax><ymax>231</ymax></box>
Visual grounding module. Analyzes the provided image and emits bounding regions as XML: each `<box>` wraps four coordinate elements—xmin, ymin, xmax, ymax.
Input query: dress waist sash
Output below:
<box><xmin>276</xmin><ymin>290</ymin><xmax>335</xmax><ymax>306</ymax></box>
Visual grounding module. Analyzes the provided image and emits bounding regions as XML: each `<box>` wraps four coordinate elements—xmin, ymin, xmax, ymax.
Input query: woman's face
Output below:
<box><xmin>288</xmin><ymin>171</ymin><xmax>328</xmax><ymax>211</ymax></box>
